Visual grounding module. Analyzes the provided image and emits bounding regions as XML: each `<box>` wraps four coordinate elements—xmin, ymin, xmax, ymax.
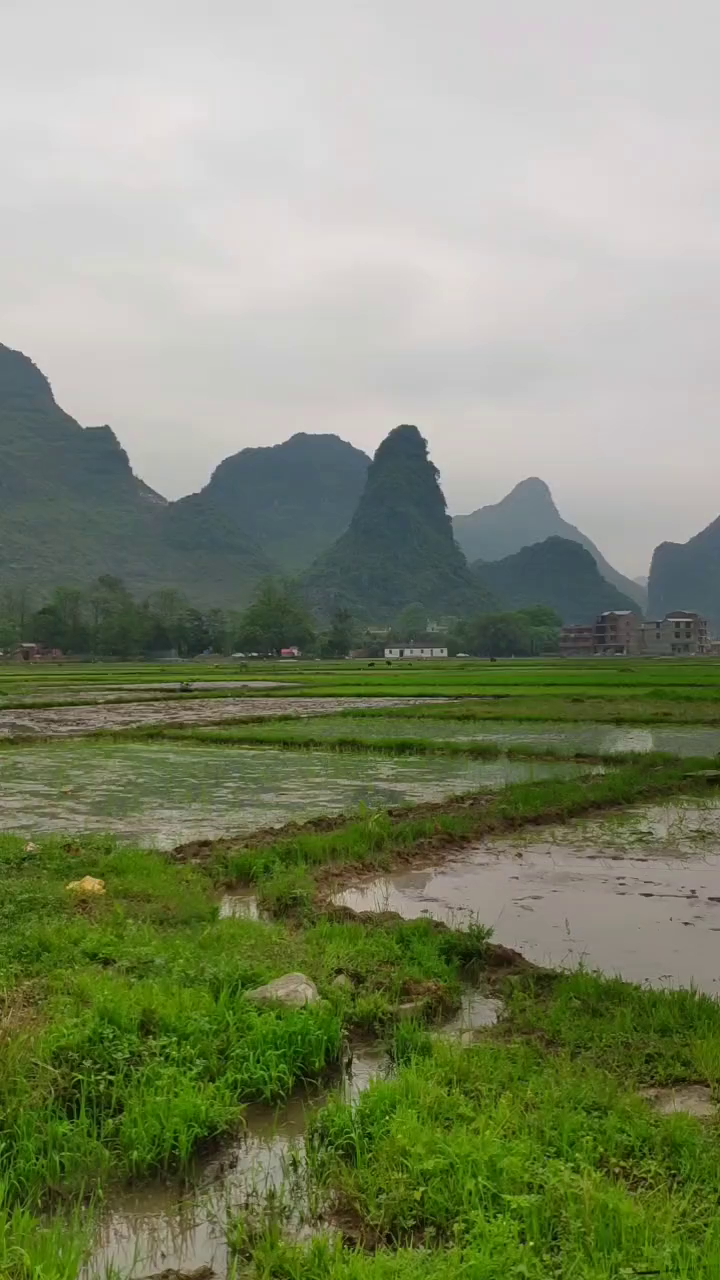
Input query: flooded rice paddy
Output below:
<box><xmin>335</xmin><ymin>798</ymin><xmax>720</xmax><ymax>995</ymax></box>
<box><xmin>0</xmin><ymin>744</ymin><xmax>591</xmax><ymax>848</ymax></box>
<box><xmin>0</xmin><ymin>695</ymin><xmax>444</xmax><ymax>739</ymax></box>
<box><xmin>257</xmin><ymin>714</ymin><xmax>720</xmax><ymax>757</ymax></box>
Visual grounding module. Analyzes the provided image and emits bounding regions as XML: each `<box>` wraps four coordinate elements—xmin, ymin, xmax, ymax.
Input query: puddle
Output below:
<box><xmin>250</xmin><ymin>716</ymin><xmax>720</xmax><ymax>758</ymax></box>
<box><xmin>434</xmin><ymin>989</ymin><xmax>503</xmax><ymax>1045</ymax></box>
<box><xmin>0</xmin><ymin>695</ymin><xmax>442</xmax><ymax>739</ymax></box>
<box><xmin>82</xmin><ymin>978</ymin><xmax>496</xmax><ymax>1280</ymax></box>
<box><xmin>82</xmin><ymin>1038</ymin><xmax>397</xmax><ymax>1279</ymax></box>
<box><xmin>83</xmin><ymin>1089</ymin><xmax>330</xmax><ymax>1278</ymax></box>
<box><xmin>334</xmin><ymin>800</ymin><xmax>720</xmax><ymax>995</ymax></box>
<box><xmin>0</xmin><ymin>744</ymin><xmax>592</xmax><ymax>849</ymax></box>
<box><xmin>219</xmin><ymin>892</ymin><xmax>261</xmax><ymax>920</ymax></box>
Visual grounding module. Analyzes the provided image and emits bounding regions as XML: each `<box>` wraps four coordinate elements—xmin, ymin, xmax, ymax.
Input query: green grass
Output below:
<box><xmin>224</xmin><ymin>971</ymin><xmax>720</xmax><ymax>1277</ymax></box>
<box><xmin>343</xmin><ymin>695</ymin><xmax>720</xmax><ymax>724</ymax></box>
<box><xmin>0</xmin><ymin>828</ymin><xmax>493</xmax><ymax>1271</ymax></box>
<box><xmin>143</xmin><ymin>714</ymin><xmax>720</xmax><ymax>766</ymax></box>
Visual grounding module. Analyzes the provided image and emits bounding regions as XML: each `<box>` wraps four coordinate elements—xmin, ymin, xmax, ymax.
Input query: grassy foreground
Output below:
<box><xmin>2</xmin><ymin>755</ymin><xmax>720</xmax><ymax>1276</ymax></box>
<box><xmin>259</xmin><ymin>973</ymin><xmax>720</xmax><ymax>1277</ymax></box>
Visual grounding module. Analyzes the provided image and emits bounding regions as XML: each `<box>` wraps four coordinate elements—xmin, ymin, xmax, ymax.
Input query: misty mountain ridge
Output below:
<box><xmin>4</xmin><ymin>339</ymin><xmax>716</xmax><ymax>628</ymax></box>
<box><xmin>454</xmin><ymin>477</ymin><xmax>647</xmax><ymax>609</ymax></box>
<box><xmin>649</xmin><ymin>515</ymin><xmax>720</xmax><ymax>632</ymax></box>
<box><xmin>477</xmin><ymin>537</ymin><xmax>640</xmax><ymax>625</ymax></box>
<box><xmin>201</xmin><ymin>432</ymin><xmax>370</xmax><ymax>573</ymax></box>
<box><xmin>0</xmin><ymin>343</ymin><xmax>274</xmax><ymax>606</ymax></box>
<box><xmin>302</xmin><ymin>424</ymin><xmax>498</xmax><ymax>622</ymax></box>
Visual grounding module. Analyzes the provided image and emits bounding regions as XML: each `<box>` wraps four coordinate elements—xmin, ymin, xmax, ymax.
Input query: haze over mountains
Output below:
<box><xmin>1</xmin><ymin>341</ymin><xmax>716</xmax><ymax>630</ymax></box>
<box><xmin>203</xmin><ymin>433</ymin><xmax>370</xmax><ymax>574</ymax></box>
<box><xmin>649</xmin><ymin>520</ymin><xmax>720</xmax><ymax>632</ymax></box>
<box><xmin>0</xmin><ymin>344</ymin><xmax>273</xmax><ymax>607</ymax></box>
<box><xmin>454</xmin><ymin>479</ymin><xmax>646</xmax><ymax>609</ymax></box>
<box><xmin>476</xmin><ymin>539</ymin><xmax>639</xmax><ymax>624</ymax></box>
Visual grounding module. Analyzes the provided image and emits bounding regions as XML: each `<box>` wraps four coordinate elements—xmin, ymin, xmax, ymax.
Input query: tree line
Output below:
<box><xmin>0</xmin><ymin>578</ymin><xmax>561</xmax><ymax>659</ymax></box>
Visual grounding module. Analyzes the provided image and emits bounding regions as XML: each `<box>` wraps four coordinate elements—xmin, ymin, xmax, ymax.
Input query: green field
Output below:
<box><xmin>2</xmin><ymin>658</ymin><xmax>720</xmax><ymax>1276</ymax></box>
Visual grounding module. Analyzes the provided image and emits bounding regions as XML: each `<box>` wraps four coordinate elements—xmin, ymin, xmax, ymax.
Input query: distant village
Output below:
<box><xmin>560</xmin><ymin>611</ymin><xmax>718</xmax><ymax>658</ymax></box>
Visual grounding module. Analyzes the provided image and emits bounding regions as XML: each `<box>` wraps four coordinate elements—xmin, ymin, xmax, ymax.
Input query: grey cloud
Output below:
<box><xmin>2</xmin><ymin>0</ymin><xmax>720</xmax><ymax>574</ymax></box>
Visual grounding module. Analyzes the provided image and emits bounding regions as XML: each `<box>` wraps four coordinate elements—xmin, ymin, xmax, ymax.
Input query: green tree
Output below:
<box><xmin>457</xmin><ymin>612</ymin><xmax>532</xmax><ymax>658</ymax></box>
<box><xmin>236</xmin><ymin>579</ymin><xmax>316</xmax><ymax>655</ymax></box>
<box><xmin>392</xmin><ymin>602</ymin><xmax>429</xmax><ymax>641</ymax></box>
<box><xmin>321</xmin><ymin>608</ymin><xmax>355</xmax><ymax>658</ymax></box>
<box><xmin>33</xmin><ymin>587</ymin><xmax>90</xmax><ymax>653</ymax></box>
<box><xmin>1</xmin><ymin>585</ymin><xmax>33</xmax><ymax>645</ymax></box>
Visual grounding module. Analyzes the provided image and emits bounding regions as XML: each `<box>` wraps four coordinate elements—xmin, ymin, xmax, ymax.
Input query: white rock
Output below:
<box><xmin>246</xmin><ymin>973</ymin><xmax>319</xmax><ymax>1008</ymax></box>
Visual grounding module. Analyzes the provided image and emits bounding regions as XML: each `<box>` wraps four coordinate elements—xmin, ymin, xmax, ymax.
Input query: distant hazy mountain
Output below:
<box><xmin>202</xmin><ymin>433</ymin><xmax>370</xmax><ymax>573</ymax></box>
<box><xmin>0</xmin><ymin>342</ymin><xmax>274</xmax><ymax>605</ymax></box>
<box><xmin>477</xmin><ymin>537</ymin><xmax>640</xmax><ymax>624</ymax></box>
<box><xmin>649</xmin><ymin>516</ymin><xmax>720</xmax><ymax>631</ymax></box>
<box><xmin>454</xmin><ymin>477</ymin><xmax>646</xmax><ymax>609</ymax></box>
<box><xmin>303</xmin><ymin>424</ymin><xmax>498</xmax><ymax>622</ymax></box>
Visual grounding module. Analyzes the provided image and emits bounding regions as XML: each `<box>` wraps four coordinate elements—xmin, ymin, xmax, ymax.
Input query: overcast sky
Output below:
<box><xmin>2</xmin><ymin>1</ymin><xmax>720</xmax><ymax>575</ymax></box>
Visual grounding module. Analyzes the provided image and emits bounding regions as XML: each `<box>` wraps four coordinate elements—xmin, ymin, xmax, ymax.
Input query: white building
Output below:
<box><xmin>384</xmin><ymin>645</ymin><xmax>449</xmax><ymax>659</ymax></box>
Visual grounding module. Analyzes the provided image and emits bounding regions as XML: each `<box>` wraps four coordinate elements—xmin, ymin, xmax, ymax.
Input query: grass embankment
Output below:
<box><xmin>255</xmin><ymin>974</ymin><xmax>720</xmax><ymax>1276</ymax></box>
<box><xmin>202</xmin><ymin>758</ymin><xmax>720</xmax><ymax>905</ymax></box>
<box><xmin>146</xmin><ymin>712</ymin><xmax>720</xmax><ymax>764</ymax></box>
<box><xmin>344</xmin><ymin>695</ymin><xmax>720</xmax><ymax>724</ymax></box>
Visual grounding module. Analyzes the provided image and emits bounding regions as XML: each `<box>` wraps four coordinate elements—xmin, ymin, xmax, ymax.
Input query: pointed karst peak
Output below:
<box><xmin>302</xmin><ymin>421</ymin><xmax>498</xmax><ymax>622</ymax></box>
<box><xmin>506</xmin><ymin>477</ymin><xmax>556</xmax><ymax>505</ymax></box>
<box><xmin>358</xmin><ymin>424</ymin><xmax>448</xmax><ymax>533</ymax></box>
<box><xmin>0</xmin><ymin>343</ymin><xmax>56</xmax><ymax>411</ymax></box>
<box><xmin>374</xmin><ymin>423</ymin><xmax>429</xmax><ymax>462</ymax></box>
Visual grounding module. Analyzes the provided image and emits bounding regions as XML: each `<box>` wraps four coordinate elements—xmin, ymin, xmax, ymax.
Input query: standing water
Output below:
<box><xmin>334</xmin><ymin>799</ymin><xmax>720</xmax><ymax>995</ymax></box>
<box><xmin>0</xmin><ymin>744</ymin><xmax>594</xmax><ymax>849</ymax></box>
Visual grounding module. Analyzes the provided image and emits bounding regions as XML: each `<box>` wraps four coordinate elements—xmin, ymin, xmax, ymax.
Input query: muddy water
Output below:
<box><xmin>83</xmin><ymin>1051</ymin><xmax>389</xmax><ymax>1280</ymax></box>
<box><xmin>335</xmin><ymin>800</ymin><xmax>720</xmax><ymax>995</ymax></box>
<box><xmin>83</xmin><ymin>988</ymin><xmax>498</xmax><ymax>1279</ymax></box>
<box><xmin>0</xmin><ymin>744</ymin><xmax>591</xmax><ymax>849</ymax></box>
<box><xmin>0</xmin><ymin>694</ymin><xmax>443</xmax><ymax>739</ymax></box>
<box><xmin>263</xmin><ymin>715</ymin><xmax>720</xmax><ymax>757</ymax></box>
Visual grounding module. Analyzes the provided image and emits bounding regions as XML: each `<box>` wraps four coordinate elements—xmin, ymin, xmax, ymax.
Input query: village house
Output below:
<box><xmin>384</xmin><ymin>645</ymin><xmax>449</xmax><ymax>659</ymax></box>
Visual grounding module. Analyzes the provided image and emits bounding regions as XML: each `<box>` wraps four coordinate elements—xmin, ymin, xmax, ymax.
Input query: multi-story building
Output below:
<box><xmin>593</xmin><ymin>611</ymin><xmax>643</xmax><ymax>656</ymax></box>
<box><xmin>657</xmin><ymin>611</ymin><xmax>710</xmax><ymax>656</ymax></box>
<box><xmin>640</xmin><ymin>613</ymin><xmax>710</xmax><ymax>656</ymax></box>
<box><xmin>641</xmin><ymin>619</ymin><xmax>666</xmax><ymax>656</ymax></box>
<box><xmin>559</xmin><ymin>625</ymin><xmax>594</xmax><ymax>657</ymax></box>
